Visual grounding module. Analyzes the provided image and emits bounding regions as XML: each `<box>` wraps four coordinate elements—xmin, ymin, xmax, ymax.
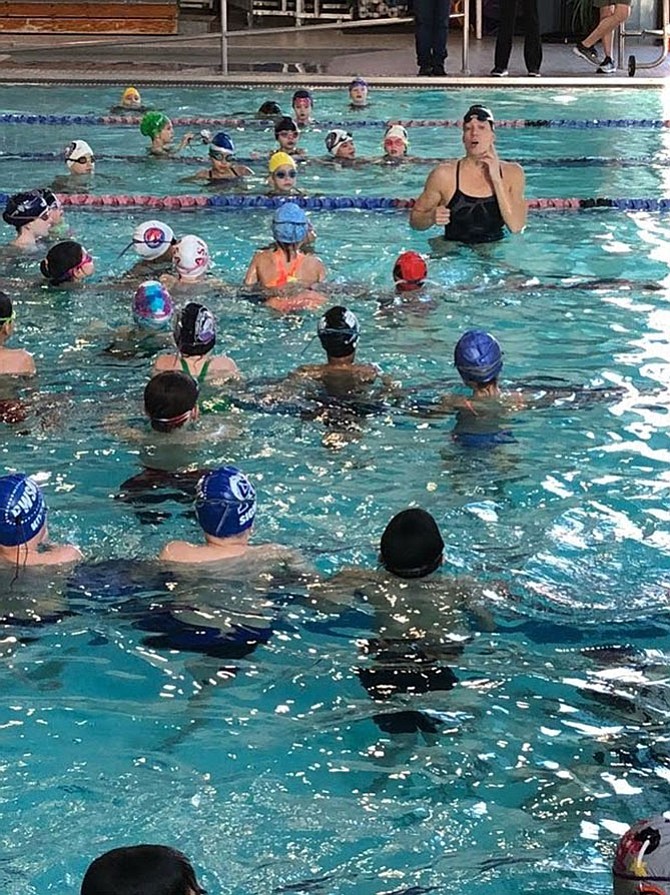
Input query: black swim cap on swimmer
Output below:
<box><xmin>39</xmin><ymin>240</ymin><xmax>83</xmax><ymax>286</ymax></box>
<box><xmin>380</xmin><ymin>508</ymin><xmax>444</xmax><ymax>579</ymax></box>
<box><xmin>317</xmin><ymin>306</ymin><xmax>359</xmax><ymax>358</ymax></box>
<box><xmin>173</xmin><ymin>301</ymin><xmax>216</xmax><ymax>357</ymax></box>
<box><xmin>0</xmin><ymin>292</ymin><xmax>12</xmax><ymax>324</ymax></box>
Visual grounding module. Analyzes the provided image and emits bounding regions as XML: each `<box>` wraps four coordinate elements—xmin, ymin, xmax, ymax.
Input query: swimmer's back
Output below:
<box><xmin>0</xmin><ymin>347</ymin><xmax>35</xmax><ymax>376</ymax></box>
<box><xmin>159</xmin><ymin>540</ymin><xmax>308</xmax><ymax>572</ymax></box>
<box><xmin>153</xmin><ymin>352</ymin><xmax>239</xmax><ymax>383</ymax></box>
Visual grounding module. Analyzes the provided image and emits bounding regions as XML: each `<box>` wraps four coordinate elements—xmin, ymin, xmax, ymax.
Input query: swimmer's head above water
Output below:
<box><xmin>462</xmin><ymin>104</ymin><xmax>496</xmax><ymax>160</ymax></box>
<box><xmin>258</xmin><ymin>100</ymin><xmax>282</xmax><ymax>118</ymax></box>
<box><xmin>40</xmin><ymin>239</ymin><xmax>95</xmax><ymax>286</ymax></box>
<box><xmin>133</xmin><ymin>280</ymin><xmax>174</xmax><ymax>330</ymax></box>
<box><xmin>123</xmin><ymin>219</ymin><xmax>176</xmax><ymax>260</ymax></box>
<box><xmin>0</xmin><ymin>291</ymin><xmax>14</xmax><ymax>338</ymax></box>
<box><xmin>209</xmin><ymin>131</ymin><xmax>235</xmax><ymax>158</ymax></box>
<box><xmin>64</xmin><ymin>139</ymin><xmax>95</xmax><ymax>175</ymax></box>
<box><xmin>173</xmin><ymin>301</ymin><xmax>216</xmax><ymax>358</ymax></box>
<box><xmin>274</xmin><ymin>116</ymin><xmax>300</xmax><ymax>152</ymax></box>
<box><xmin>3</xmin><ymin>190</ymin><xmax>52</xmax><ymax>240</ymax></box>
<box><xmin>325</xmin><ymin>128</ymin><xmax>355</xmax><ymax>160</ymax></box>
<box><xmin>140</xmin><ymin>111</ymin><xmax>173</xmax><ymax>146</ymax></box>
<box><xmin>348</xmin><ymin>77</ymin><xmax>369</xmax><ymax>107</ymax></box>
<box><xmin>121</xmin><ymin>86</ymin><xmax>143</xmax><ymax>109</ymax></box>
<box><xmin>81</xmin><ymin>844</ymin><xmax>206</xmax><ymax>895</ymax></box>
<box><xmin>393</xmin><ymin>250</ymin><xmax>427</xmax><ymax>292</ymax></box>
<box><xmin>268</xmin><ymin>151</ymin><xmax>298</xmax><ymax>192</ymax></box>
<box><xmin>195</xmin><ymin>465</ymin><xmax>257</xmax><ymax>540</ymax></box>
<box><xmin>172</xmin><ymin>234</ymin><xmax>210</xmax><ymax>281</ymax></box>
<box><xmin>379</xmin><ymin>508</ymin><xmax>444</xmax><ymax>579</ymax></box>
<box><xmin>272</xmin><ymin>202</ymin><xmax>309</xmax><ymax>247</ymax></box>
<box><xmin>383</xmin><ymin>124</ymin><xmax>408</xmax><ymax>158</ymax></box>
<box><xmin>0</xmin><ymin>473</ymin><xmax>47</xmax><ymax>548</ymax></box>
<box><xmin>612</xmin><ymin>814</ymin><xmax>670</xmax><ymax>895</ymax></box>
<box><xmin>317</xmin><ymin>306</ymin><xmax>360</xmax><ymax>358</ymax></box>
<box><xmin>454</xmin><ymin>330</ymin><xmax>503</xmax><ymax>386</ymax></box>
<box><xmin>291</xmin><ymin>89</ymin><xmax>313</xmax><ymax>124</ymax></box>
<box><xmin>144</xmin><ymin>370</ymin><xmax>199</xmax><ymax>433</ymax></box>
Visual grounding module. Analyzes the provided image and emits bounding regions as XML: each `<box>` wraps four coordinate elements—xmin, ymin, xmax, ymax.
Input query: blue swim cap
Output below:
<box><xmin>195</xmin><ymin>466</ymin><xmax>256</xmax><ymax>539</ymax></box>
<box><xmin>454</xmin><ymin>330</ymin><xmax>503</xmax><ymax>384</ymax></box>
<box><xmin>272</xmin><ymin>202</ymin><xmax>309</xmax><ymax>245</ymax></box>
<box><xmin>0</xmin><ymin>474</ymin><xmax>47</xmax><ymax>547</ymax></box>
<box><xmin>210</xmin><ymin>132</ymin><xmax>235</xmax><ymax>156</ymax></box>
<box><xmin>133</xmin><ymin>280</ymin><xmax>174</xmax><ymax>329</ymax></box>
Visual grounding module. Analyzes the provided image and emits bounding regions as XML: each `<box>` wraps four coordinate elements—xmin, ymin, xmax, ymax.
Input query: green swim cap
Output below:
<box><xmin>140</xmin><ymin>111</ymin><xmax>170</xmax><ymax>139</ymax></box>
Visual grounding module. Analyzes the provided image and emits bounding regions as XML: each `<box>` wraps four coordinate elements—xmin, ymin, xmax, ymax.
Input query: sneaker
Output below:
<box><xmin>573</xmin><ymin>42</ymin><xmax>600</xmax><ymax>66</ymax></box>
<box><xmin>418</xmin><ymin>65</ymin><xmax>433</xmax><ymax>76</ymax></box>
<box><xmin>490</xmin><ymin>67</ymin><xmax>508</xmax><ymax>77</ymax></box>
<box><xmin>527</xmin><ymin>70</ymin><xmax>541</xmax><ymax>77</ymax></box>
<box><xmin>597</xmin><ymin>56</ymin><xmax>616</xmax><ymax>73</ymax></box>
<box><xmin>432</xmin><ymin>64</ymin><xmax>447</xmax><ymax>76</ymax></box>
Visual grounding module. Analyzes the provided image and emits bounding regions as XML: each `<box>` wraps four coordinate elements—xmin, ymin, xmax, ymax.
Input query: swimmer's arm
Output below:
<box><xmin>21</xmin><ymin>352</ymin><xmax>36</xmax><ymax>376</ymax></box>
<box><xmin>306</xmin><ymin>568</ymin><xmax>377</xmax><ymax>607</ymax></box>
<box><xmin>41</xmin><ymin>544</ymin><xmax>83</xmax><ymax>565</ymax></box>
<box><xmin>175</xmin><ymin>133</ymin><xmax>195</xmax><ymax>154</ymax></box>
<box><xmin>179</xmin><ymin>169</ymin><xmax>207</xmax><ymax>183</ymax></box>
<box><xmin>158</xmin><ymin>540</ymin><xmax>189</xmax><ymax>562</ymax></box>
<box><xmin>243</xmin><ymin>253</ymin><xmax>260</xmax><ymax>286</ymax></box>
<box><xmin>313</xmin><ymin>259</ymin><xmax>327</xmax><ymax>283</ymax></box>
<box><xmin>494</xmin><ymin>162</ymin><xmax>526</xmax><ymax>233</ymax></box>
<box><xmin>410</xmin><ymin>165</ymin><xmax>452</xmax><ymax>230</ymax></box>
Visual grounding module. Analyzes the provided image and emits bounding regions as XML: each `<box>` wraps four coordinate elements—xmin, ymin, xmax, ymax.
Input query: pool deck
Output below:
<box><xmin>0</xmin><ymin>11</ymin><xmax>667</xmax><ymax>85</ymax></box>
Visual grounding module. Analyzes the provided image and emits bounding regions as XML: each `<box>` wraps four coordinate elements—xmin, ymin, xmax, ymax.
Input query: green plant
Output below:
<box><xmin>571</xmin><ymin>0</ymin><xmax>595</xmax><ymax>33</ymax></box>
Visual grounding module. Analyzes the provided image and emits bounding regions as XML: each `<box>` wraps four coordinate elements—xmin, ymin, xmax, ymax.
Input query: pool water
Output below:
<box><xmin>1</xmin><ymin>86</ymin><xmax>670</xmax><ymax>895</ymax></box>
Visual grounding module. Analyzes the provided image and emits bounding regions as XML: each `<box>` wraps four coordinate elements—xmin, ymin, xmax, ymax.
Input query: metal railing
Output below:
<box><xmin>617</xmin><ymin>0</ymin><xmax>670</xmax><ymax>75</ymax></box>
<box><xmin>219</xmin><ymin>0</ymin><xmax>476</xmax><ymax>74</ymax></box>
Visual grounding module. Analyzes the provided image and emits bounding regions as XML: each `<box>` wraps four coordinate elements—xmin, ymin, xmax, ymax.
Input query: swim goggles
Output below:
<box><xmin>66</xmin><ymin>249</ymin><xmax>93</xmax><ymax>279</ymax></box>
<box><xmin>463</xmin><ymin>105</ymin><xmax>495</xmax><ymax>127</ymax></box>
<box><xmin>274</xmin><ymin>169</ymin><xmax>296</xmax><ymax>179</ymax></box>
<box><xmin>209</xmin><ymin>148</ymin><xmax>231</xmax><ymax>161</ymax></box>
<box><xmin>69</xmin><ymin>155</ymin><xmax>95</xmax><ymax>164</ymax></box>
<box><xmin>0</xmin><ymin>311</ymin><xmax>15</xmax><ymax>325</ymax></box>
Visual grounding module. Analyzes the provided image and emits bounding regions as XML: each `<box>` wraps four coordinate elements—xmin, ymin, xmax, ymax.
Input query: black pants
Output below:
<box><xmin>493</xmin><ymin>0</ymin><xmax>542</xmax><ymax>73</ymax></box>
<box><xmin>414</xmin><ymin>0</ymin><xmax>450</xmax><ymax>68</ymax></box>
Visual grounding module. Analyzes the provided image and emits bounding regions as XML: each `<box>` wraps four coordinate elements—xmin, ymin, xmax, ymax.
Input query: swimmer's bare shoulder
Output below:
<box><xmin>159</xmin><ymin>540</ymin><xmax>311</xmax><ymax>572</ymax></box>
<box><xmin>410</xmin><ymin>160</ymin><xmax>457</xmax><ymax>229</ymax></box>
<box><xmin>0</xmin><ymin>348</ymin><xmax>36</xmax><ymax>376</ymax></box>
<box><xmin>292</xmin><ymin>363</ymin><xmax>379</xmax><ymax>383</ymax></box>
<box><xmin>22</xmin><ymin>544</ymin><xmax>83</xmax><ymax>567</ymax></box>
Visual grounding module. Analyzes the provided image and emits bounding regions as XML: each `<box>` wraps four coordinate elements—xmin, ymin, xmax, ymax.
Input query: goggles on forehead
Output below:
<box><xmin>463</xmin><ymin>106</ymin><xmax>494</xmax><ymax>126</ymax></box>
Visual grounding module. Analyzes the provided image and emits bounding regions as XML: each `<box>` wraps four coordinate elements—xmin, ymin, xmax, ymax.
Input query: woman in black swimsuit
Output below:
<box><xmin>409</xmin><ymin>104</ymin><xmax>527</xmax><ymax>244</ymax></box>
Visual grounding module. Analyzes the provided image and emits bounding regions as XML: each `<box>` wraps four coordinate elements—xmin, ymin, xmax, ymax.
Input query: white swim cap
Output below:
<box><xmin>173</xmin><ymin>235</ymin><xmax>210</xmax><ymax>279</ymax></box>
<box><xmin>384</xmin><ymin>124</ymin><xmax>409</xmax><ymax>145</ymax></box>
<box><xmin>130</xmin><ymin>220</ymin><xmax>175</xmax><ymax>259</ymax></box>
<box><xmin>65</xmin><ymin>139</ymin><xmax>94</xmax><ymax>169</ymax></box>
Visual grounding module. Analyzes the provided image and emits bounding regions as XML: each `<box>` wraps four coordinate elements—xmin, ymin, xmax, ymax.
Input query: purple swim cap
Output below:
<box><xmin>195</xmin><ymin>466</ymin><xmax>256</xmax><ymax>539</ymax></box>
<box><xmin>132</xmin><ymin>280</ymin><xmax>174</xmax><ymax>330</ymax></box>
<box><xmin>0</xmin><ymin>474</ymin><xmax>47</xmax><ymax>547</ymax></box>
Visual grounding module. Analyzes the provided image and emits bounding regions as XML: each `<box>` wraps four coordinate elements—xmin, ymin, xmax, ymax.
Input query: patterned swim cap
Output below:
<box><xmin>132</xmin><ymin>280</ymin><xmax>174</xmax><ymax>330</ymax></box>
<box><xmin>3</xmin><ymin>190</ymin><xmax>49</xmax><ymax>230</ymax></box>
<box><xmin>0</xmin><ymin>474</ymin><xmax>47</xmax><ymax>547</ymax></box>
<box><xmin>209</xmin><ymin>132</ymin><xmax>235</xmax><ymax>156</ymax></box>
<box><xmin>173</xmin><ymin>302</ymin><xmax>216</xmax><ymax>357</ymax></box>
<box><xmin>65</xmin><ymin>139</ymin><xmax>94</xmax><ymax>169</ymax></box>
<box><xmin>317</xmin><ymin>306</ymin><xmax>360</xmax><ymax>358</ymax></box>
<box><xmin>195</xmin><ymin>466</ymin><xmax>257</xmax><ymax>539</ymax></box>
<box><xmin>325</xmin><ymin>129</ymin><xmax>354</xmax><ymax>156</ymax></box>
<box><xmin>173</xmin><ymin>235</ymin><xmax>210</xmax><ymax>279</ymax></box>
<box><xmin>129</xmin><ymin>220</ymin><xmax>175</xmax><ymax>259</ymax></box>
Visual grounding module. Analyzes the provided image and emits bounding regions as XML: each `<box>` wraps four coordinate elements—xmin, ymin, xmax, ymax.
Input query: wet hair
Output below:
<box><xmin>258</xmin><ymin>100</ymin><xmax>282</xmax><ymax>117</ymax></box>
<box><xmin>40</xmin><ymin>240</ymin><xmax>84</xmax><ymax>286</ymax></box>
<box><xmin>80</xmin><ymin>844</ymin><xmax>205</xmax><ymax>895</ymax></box>
<box><xmin>379</xmin><ymin>508</ymin><xmax>444</xmax><ymax>579</ymax></box>
<box><xmin>144</xmin><ymin>371</ymin><xmax>198</xmax><ymax>433</ymax></box>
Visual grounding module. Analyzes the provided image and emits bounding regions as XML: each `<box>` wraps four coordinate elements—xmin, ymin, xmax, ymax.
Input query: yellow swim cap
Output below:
<box><xmin>122</xmin><ymin>86</ymin><xmax>142</xmax><ymax>104</ymax></box>
<box><xmin>268</xmin><ymin>151</ymin><xmax>296</xmax><ymax>174</ymax></box>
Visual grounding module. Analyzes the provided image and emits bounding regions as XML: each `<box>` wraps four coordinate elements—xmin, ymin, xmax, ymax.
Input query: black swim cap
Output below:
<box><xmin>0</xmin><ymin>292</ymin><xmax>12</xmax><ymax>324</ymax></box>
<box><xmin>317</xmin><ymin>306</ymin><xmax>359</xmax><ymax>358</ymax></box>
<box><xmin>39</xmin><ymin>239</ymin><xmax>83</xmax><ymax>285</ymax></box>
<box><xmin>173</xmin><ymin>302</ymin><xmax>216</xmax><ymax>357</ymax></box>
<box><xmin>380</xmin><ymin>508</ymin><xmax>444</xmax><ymax>579</ymax></box>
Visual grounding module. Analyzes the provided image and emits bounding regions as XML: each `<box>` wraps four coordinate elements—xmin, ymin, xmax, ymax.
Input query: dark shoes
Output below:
<box><xmin>573</xmin><ymin>42</ymin><xmax>600</xmax><ymax>65</ymax></box>
<box><xmin>418</xmin><ymin>65</ymin><xmax>433</xmax><ymax>76</ymax></box>
<box><xmin>432</xmin><ymin>63</ymin><xmax>447</xmax><ymax>76</ymax></box>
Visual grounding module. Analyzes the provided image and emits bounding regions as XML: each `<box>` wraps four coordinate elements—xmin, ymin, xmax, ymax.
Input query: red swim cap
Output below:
<box><xmin>393</xmin><ymin>251</ymin><xmax>427</xmax><ymax>290</ymax></box>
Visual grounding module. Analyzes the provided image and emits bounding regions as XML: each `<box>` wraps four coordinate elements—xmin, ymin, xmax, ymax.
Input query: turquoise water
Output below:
<box><xmin>1</xmin><ymin>86</ymin><xmax>670</xmax><ymax>894</ymax></box>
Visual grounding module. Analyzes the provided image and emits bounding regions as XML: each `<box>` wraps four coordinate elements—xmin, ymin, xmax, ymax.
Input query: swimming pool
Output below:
<box><xmin>2</xmin><ymin>84</ymin><xmax>670</xmax><ymax>895</ymax></box>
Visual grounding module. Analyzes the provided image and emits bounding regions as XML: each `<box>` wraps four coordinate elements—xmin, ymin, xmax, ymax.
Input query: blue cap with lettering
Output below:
<box><xmin>195</xmin><ymin>466</ymin><xmax>256</xmax><ymax>538</ymax></box>
<box><xmin>0</xmin><ymin>474</ymin><xmax>47</xmax><ymax>547</ymax></box>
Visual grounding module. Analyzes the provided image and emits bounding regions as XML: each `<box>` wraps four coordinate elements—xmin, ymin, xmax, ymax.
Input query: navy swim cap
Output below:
<box><xmin>173</xmin><ymin>302</ymin><xmax>216</xmax><ymax>357</ymax></box>
<box><xmin>195</xmin><ymin>466</ymin><xmax>257</xmax><ymax>539</ymax></box>
<box><xmin>3</xmin><ymin>190</ymin><xmax>49</xmax><ymax>230</ymax></box>
<box><xmin>272</xmin><ymin>202</ymin><xmax>309</xmax><ymax>245</ymax></box>
<box><xmin>380</xmin><ymin>508</ymin><xmax>444</xmax><ymax>579</ymax></box>
<box><xmin>0</xmin><ymin>474</ymin><xmax>47</xmax><ymax>547</ymax></box>
<box><xmin>317</xmin><ymin>306</ymin><xmax>359</xmax><ymax>358</ymax></box>
<box><xmin>454</xmin><ymin>330</ymin><xmax>503</xmax><ymax>384</ymax></box>
<box><xmin>210</xmin><ymin>132</ymin><xmax>235</xmax><ymax>156</ymax></box>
